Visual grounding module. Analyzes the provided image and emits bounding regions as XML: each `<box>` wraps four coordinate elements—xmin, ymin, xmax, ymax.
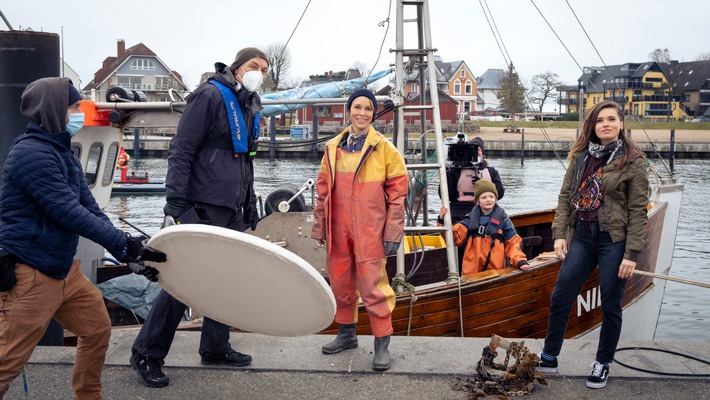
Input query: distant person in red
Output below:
<box><xmin>117</xmin><ymin>146</ymin><xmax>130</xmax><ymax>181</ymax></box>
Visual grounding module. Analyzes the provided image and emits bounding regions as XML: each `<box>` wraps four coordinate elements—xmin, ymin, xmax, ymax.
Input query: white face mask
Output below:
<box><xmin>240</xmin><ymin>68</ymin><xmax>264</xmax><ymax>92</ymax></box>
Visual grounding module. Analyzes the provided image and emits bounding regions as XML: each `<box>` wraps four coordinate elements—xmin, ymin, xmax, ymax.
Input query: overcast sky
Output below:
<box><xmin>3</xmin><ymin>0</ymin><xmax>708</xmax><ymax>97</ymax></box>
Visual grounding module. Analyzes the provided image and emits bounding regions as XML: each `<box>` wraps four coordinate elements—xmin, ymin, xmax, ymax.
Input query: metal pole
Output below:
<box><xmin>269</xmin><ymin>116</ymin><xmax>276</xmax><ymax>159</ymax></box>
<box><xmin>520</xmin><ymin>128</ymin><xmax>524</xmax><ymax>166</ymax></box>
<box><xmin>133</xmin><ymin>128</ymin><xmax>141</xmax><ymax>158</ymax></box>
<box><xmin>312</xmin><ymin>110</ymin><xmax>319</xmax><ymax>157</ymax></box>
<box><xmin>669</xmin><ymin>129</ymin><xmax>675</xmax><ymax>171</ymax></box>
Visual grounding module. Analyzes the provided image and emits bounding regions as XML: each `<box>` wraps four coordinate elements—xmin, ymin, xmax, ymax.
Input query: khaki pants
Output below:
<box><xmin>0</xmin><ymin>261</ymin><xmax>111</xmax><ymax>399</ymax></box>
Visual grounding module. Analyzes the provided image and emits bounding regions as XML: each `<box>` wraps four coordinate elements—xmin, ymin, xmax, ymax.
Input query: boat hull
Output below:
<box><xmin>321</xmin><ymin>202</ymin><xmax>668</xmax><ymax>340</ymax></box>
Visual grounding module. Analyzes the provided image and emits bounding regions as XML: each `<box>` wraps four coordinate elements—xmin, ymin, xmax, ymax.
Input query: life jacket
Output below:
<box><xmin>457</xmin><ymin>167</ymin><xmax>492</xmax><ymax>201</ymax></box>
<box><xmin>467</xmin><ymin>204</ymin><xmax>507</xmax><ymax>271</ymax></box>
<box><xmin>208</xmin><ymin>80</ymin><xmax>260</xmax><ymax>157</ymax></box>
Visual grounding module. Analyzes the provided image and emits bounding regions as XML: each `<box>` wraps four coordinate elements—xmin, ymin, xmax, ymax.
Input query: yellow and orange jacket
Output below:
<box><xmin>311</xmin><ymin>126</ymin><xmax>408</xmax><ymax>262</ymax></box>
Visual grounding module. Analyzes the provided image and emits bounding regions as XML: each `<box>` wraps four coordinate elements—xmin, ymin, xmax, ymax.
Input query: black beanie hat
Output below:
<box><xmin>346</xmin><ymin>88</ymin><xmax>377</xmax><ymax>122</ymax></box>
<box><xmin>67</xmin><ymin>83</ymin><xmax>82</xmax><ymax>105</ymax></box>
<box><xmin>469</xmin><ymin>136</ymin><xmax>484</xmax><ymax>151</ymax></box>
<box><xmin>230</xmin><ymin>47</ymin><xmax>269</xmax><ymax>72</ymax></box>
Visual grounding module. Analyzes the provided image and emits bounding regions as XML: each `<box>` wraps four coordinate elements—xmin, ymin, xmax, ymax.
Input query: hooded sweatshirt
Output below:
<box><xmin>0</xmin><ymin>77</ymin><xmax>127</xmax><ymax>278</ymax></box>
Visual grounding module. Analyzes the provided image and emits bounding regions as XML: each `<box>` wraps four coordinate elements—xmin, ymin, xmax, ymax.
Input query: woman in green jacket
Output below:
<box><xmin>536</xmin><ymin>100</ymin><xmax>649</xmax><ymax>390</ymax></box>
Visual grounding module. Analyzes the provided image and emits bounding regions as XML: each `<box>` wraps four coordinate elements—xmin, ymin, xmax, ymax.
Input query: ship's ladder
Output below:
<box><xmin>391</xmin><ymin>0</ymin><xmax>458</xmax><ymax>289</ymax></box>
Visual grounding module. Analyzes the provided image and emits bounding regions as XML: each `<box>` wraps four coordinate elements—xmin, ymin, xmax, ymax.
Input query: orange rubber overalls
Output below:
<box><xmin>311</xmin><ymin>127</ymin><xmax>408</xmax><ymax>337</ymax></box>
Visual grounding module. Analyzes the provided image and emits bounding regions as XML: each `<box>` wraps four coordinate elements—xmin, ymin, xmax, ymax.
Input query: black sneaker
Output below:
<box><xmin>130</xmin><ymin>352</ymin><xmax>169</xmax><ymax>388</ymax></box>
<box><xmin>586</xmin><ymin>361</ymin><xmax>609</xmax><ymax>389</ymax></box>
<box><xmin>536</xmin><ymin>353</ymin><xmax>558</xmax><ymax>373</ymax></box>
<box><xmin>201</xmin><ymin>351</ymin><xmax>252</xmax><ymax>367</ymax></box>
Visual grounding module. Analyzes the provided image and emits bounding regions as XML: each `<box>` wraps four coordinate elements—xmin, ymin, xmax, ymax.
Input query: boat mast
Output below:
<box><xmin>392</xmin><ymin>0</ymin><xmax>457</xmax><ymax>285</ymax></box>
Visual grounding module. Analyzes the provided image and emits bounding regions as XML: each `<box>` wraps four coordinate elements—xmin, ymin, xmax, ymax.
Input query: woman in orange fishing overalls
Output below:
<box><xmin>311</xmin><ymin>89</ymin><xmax>408</xmax><ymax>371</ymax></box>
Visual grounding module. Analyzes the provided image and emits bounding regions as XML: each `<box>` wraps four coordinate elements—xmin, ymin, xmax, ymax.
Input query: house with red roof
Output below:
<box><xmin>82</xmin><ymin>39</ymin><xmax>189</xmax><ymax>103</ymax></box>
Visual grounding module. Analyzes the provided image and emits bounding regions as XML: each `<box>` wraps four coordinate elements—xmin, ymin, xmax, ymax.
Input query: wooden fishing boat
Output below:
<box><xmin>251</xmin><ymin>178</ymin><xmax>682</xmax><ymax>341</ymax></box>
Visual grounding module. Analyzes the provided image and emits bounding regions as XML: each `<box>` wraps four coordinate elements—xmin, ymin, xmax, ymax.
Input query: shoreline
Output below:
<box><xmin>120</xmin><ymin>127</ymin><xmax>710</xmax><ymax>159</ymax></box>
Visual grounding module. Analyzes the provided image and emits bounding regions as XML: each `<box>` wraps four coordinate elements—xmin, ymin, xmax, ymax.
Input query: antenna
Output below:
<box><xmin>61</xmin><ymin>26</ymin><xmax>65</xmax><ymax>78</ymax></box>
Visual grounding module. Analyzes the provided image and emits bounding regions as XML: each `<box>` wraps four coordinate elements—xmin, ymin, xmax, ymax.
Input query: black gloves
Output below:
<box><xmin>164</xmin><ymin>198</ymin><xmax>187</xmax><ymax>219</ymax></box>
<box><xmin>471</xmin><ymin>175</ymin><xmax>480</xmax><ymax>184</ymax></box>
<box><xmin>125</xmin><ymin>234</ymin><xmax>167</xmax><ymax>263</ymax></box>
<box><xmin>123</xmin><ymin>234</ymin><xmax>166</xmax><ymax>282</ymax></box>
<box><xmin>383</xmin><ymin>241</ymin><xmax>400</xmax><ymax>256</ymax></box>
<box><xmin>127</xmin><ymin>261</ymin><xmax>159</xmax><ymax>282</ymax></box>
<box><xmin>243</xmin><ymin>202</ymin><xmax>259</xmax><ymax>231</ymax></box>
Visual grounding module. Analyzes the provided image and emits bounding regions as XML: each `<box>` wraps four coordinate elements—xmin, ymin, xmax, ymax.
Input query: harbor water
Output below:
<box><xmin>106</xmin><ymin>156</ymin><xmax>709</xmax><ymax>342</ymax></box>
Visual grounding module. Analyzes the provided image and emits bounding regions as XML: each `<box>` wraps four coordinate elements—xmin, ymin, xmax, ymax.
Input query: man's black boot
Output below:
<box><xmin>130</xmin><ymin>352</ymin><xmax>169</xmax><ymax>388</ymax></box>
<box><xmin>322</xmin><ymin>323</ymin><xmax>358</xmax><ymax>354</ymax></box>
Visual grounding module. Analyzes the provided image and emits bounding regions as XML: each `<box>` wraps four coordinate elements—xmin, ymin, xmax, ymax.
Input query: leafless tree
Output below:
<box><xmin>648</xmin><ymin>49</ymin><xmax>679</xmax><ymax>119</ymax></box>
<box><xmin>351</xmin><ymin>61</ymin><xmax>370</xmax><ymax>77</ymax></box>
<box><xmin>649</xmin><ymin>48</ymin><xmax>672</xmax><ymax>63</ymax></box>
<box><xmin>696</xmin><ymin>52</ymin><xmax>710</xmax><ymax>61</ymax></box>
<box><xmin>263</xmin><ymin>42</ymin><xmax>292</xmax><ymax>91</ymax></box>
<box><xmin>529</xmin><ymin>71</ymin><xmax>562</xmax><ymax>113</ymax></box>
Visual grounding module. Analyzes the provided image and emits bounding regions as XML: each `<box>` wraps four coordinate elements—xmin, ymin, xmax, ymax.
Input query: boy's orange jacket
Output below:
<box><xmin>451</xmin><ymin>218</ymin><xmax>527</xmax><ymax>276</ymax></box>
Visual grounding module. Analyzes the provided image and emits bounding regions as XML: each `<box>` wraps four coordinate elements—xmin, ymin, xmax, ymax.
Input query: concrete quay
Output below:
<box><xmin>5</xmin><ymin>330</ymin><xmax>709</xmax><ymax>399</ymax></box>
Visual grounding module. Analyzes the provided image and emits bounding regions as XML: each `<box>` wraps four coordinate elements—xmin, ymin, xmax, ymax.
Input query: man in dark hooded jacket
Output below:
<box><xmin>0</xmin><ymin>77</ymin><xmax>165</xmax><ymax>399</ymax></box>
<box><xmin>129</xmin><ymin>47</ymin><xmax>269</xmax><ymax>388</ymax></box>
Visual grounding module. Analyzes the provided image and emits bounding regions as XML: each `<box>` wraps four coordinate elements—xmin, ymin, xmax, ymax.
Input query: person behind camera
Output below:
<box><xmin>443</xmin><ymin>136</ymin><xmax>505</xmax><ymax>224</ymax></box>
<box><xmin>0</xmin><ymin>77</ymin><xmax>165</xmax><ymax>399</ymax></box>
<box><xmin>438</xmin><ymin>180</ymin><xmax>528</xmax><ymax>276</ymax></box>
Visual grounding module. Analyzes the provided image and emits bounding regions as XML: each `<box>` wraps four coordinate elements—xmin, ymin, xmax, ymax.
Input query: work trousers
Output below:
<box><xmin>0</xmin><ymin>261</ymin><xmax>111</xmax><ymax>399</ymax></box>
<box><xmin>132</xmin><ymin>202</ymin><xmax>244</xmax><ymax>360</ymax></box>
<box><xmin>543</xmin><ymin>220</ymin><xmax>626</xmax><ymax>364</ymax></box>
<box><xmin>328</xmin><ymin>214</ymin><xmax>396</xmax><ymax>338</ymax></box>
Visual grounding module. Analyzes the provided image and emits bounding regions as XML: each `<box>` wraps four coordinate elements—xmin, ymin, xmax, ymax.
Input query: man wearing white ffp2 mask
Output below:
<box><xmin>233</xmin><ymin>48</ymin><xmax>269</xmax><ymax>92</ymax></box>
<box><xmin>129</xmin><ymin>46</ymin><xmax>270</xmax><ymax>388</ymax></box>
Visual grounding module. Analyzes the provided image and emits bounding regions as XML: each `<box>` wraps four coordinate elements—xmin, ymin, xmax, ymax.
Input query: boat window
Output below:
<box><xmin>71</xmin><ymin>144</ymin><xmax>82</xmax><ymax>159</ymax></box>
<box><xmin>102</xmin><ymin>142</ymin><xmax>120</xmax><ymax>187</ymax></box>
<box><xmin>85</xmin><ymin>143</ymin><xmax>103</xmax><ymax>188</ymax></box>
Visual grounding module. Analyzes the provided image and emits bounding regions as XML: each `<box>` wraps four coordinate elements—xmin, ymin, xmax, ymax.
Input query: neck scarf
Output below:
<box><xmin>588</xmin><ymin>139</ymin><xmax>623</xmax><ymax>165</ymax></box>
<box><xmin>570</xmin><ymin>139</ymin><xmax>624</xmax><ymax>211</ymax></box>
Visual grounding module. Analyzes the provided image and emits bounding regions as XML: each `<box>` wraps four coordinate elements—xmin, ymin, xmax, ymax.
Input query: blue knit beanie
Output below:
<box><xmin>346</xmin><ymin>88</ymin><xmax>377</xmax><ymax>122</ymax></box>
<box><xmin>68</xmin><ymin>83</ymin><xmax>82</xmax><ymax>105</ymax></box>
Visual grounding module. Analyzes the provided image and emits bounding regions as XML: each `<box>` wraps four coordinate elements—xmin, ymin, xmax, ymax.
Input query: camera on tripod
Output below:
<box><xmin>445</xmin><ymin>133</ymin><xmax>480</xmax><ymax>168</ymax></box>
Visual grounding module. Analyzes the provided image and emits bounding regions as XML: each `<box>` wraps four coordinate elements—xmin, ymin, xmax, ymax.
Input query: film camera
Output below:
<box><xmin>445</xmin><ymin>133</ymin><xmax>480</xmax><ymax>168</ymax></box>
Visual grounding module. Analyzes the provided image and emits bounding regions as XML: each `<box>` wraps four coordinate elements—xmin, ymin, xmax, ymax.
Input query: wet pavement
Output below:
<box><xmin>5</xmin><ymin>330</ymin><xmax>709</xmax><ymax>399</ymax></box>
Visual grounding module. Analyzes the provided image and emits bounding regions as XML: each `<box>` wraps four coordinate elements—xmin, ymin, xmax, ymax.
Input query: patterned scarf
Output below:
<box><xmin>570</xmin><ymin>139</ymin><xmax>624</xmax><ymax>211</ymax></box>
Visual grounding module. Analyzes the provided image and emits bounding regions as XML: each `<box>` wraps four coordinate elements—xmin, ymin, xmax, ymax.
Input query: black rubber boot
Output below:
<box><xmin>372</xmin><ymin>336</ymin><xmax>391</xmax><ymax>371</ymax></box>
<box><xmin>322</xmin><ymin>323</ymin><xmax>358</xmax><ymax>354</ymax></box>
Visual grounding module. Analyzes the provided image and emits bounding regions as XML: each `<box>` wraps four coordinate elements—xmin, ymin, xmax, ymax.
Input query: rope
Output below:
<box><xmin>457</xmin><ymin>274</ymin><xmax>464</xmax><ymax>337</ymax></box>
<box><xmin>391</xmin><ymin>276</ymin><xmax>417</xmax><ymax>336</ymax></box>
<box><xmin>365</xmin><ymin>0</ymin><xmax>393</xmax><ymax>86</ymax></box>
<box><xmin>614</xmin><ymin>347</ymin><xmax>710</xmax><ymax>377</ymax></box>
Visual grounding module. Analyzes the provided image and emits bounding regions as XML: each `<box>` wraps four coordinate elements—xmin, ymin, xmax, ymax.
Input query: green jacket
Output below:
<box><xmin>552</xmin><ymin>150</ymin><xmax>649</xmax><ymax>260</ymax></box>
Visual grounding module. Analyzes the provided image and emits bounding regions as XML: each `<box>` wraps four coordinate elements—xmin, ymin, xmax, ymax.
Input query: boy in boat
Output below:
<box><xmin>438</xmin><ymin>179</ymin><xmax>529</xmax><ymax>275</ymax></box>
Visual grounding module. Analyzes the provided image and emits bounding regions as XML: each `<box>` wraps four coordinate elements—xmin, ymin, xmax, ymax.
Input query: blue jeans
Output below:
<box><xmin>543</xmin><ymin>220</ymin><xmax>626</xmax><ymax>364</ymax></box>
